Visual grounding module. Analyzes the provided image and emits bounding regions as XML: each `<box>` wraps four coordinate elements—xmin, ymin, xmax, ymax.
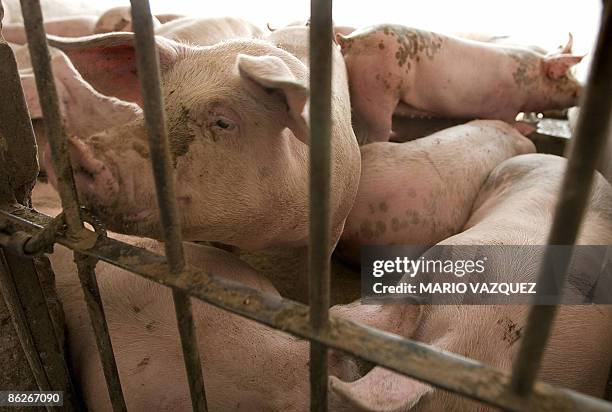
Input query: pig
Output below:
<box><xmin>338</xmin><ymin>24</ymin><xmax>583</xmax><ymax>143</ymax></box>
<box><xmin>1</xmin><ymin>15</ymin><xmax>97</xmax><ymax>44</ymax></box>
<box><xmin>337</xmin><ymin>120</ymin><xmax>535</xmax><ymax>265</ymax></box>
<box><xmin>268</xmin><ymin>19</ymin><xmax>355</xmax><ymax>37</ymax></box>
<box><xmin>31</xmin><ymin>182</ymin><xmax>364</xmax><ymax>411</ymax></box>
<box><xmin>93</xmin><ymin>6</ymin><xmax>161</xmax><ymax>34</ymax></box>
<box><xmin>155</xmin><ymin>16</ymin><xmax>263</xmax><ymax>46</ymax></box>
<box><xmin>45</xmin><ymin>27</ymin><xmax>361</xmax><ymax>252</ymax></box>
<box><xmin>155</xmin><ymin>14</ymin><xmax>185</xmax><ymax>25</ymax></box>
<box><xmin>94</xmin><ymin>8</ymin><xmax>261</xmax><ymax>46</ymax></box>
<box><xmin>329</xmin><ymin>153</ymin><xmax>612</xmax><ymax>411</ymax></box>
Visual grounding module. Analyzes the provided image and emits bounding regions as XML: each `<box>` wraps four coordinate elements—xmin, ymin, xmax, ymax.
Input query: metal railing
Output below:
<box><xmin>0</xmin><ymin>0</ymin><xmax>611</xmax><ymax>411</ymax></box>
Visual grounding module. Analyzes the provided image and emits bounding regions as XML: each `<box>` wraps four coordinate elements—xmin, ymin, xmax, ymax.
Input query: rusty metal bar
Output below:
<box><xmin>0</xmin><ymin>250</ymin><xmax>80</xmax><ymax>411</ymax></box>
<box><xmin>0</xmin><ymin>252</ymin><xmax>52</xmax><ymax>394</ymax></box>
<box><xmin>510</xmin><ymin>0</ymin><xmax>612</xmax><ymax>397</ymax></box>
<box><xmin>19</xmin><ymin>0</ymin><xmax>85</xmax><ymax>238</ymax></box>
<box><xmin>74</xmin><ymin>253</ymin><xmax>127</xmax><ymax>412</ymax></box>
<box><xmin>5</xmin><ymin>208</ymin><xmax>612</xmax><ymax>412</ymax></box>
<box><xmin>308</xmin><ymin>0</ymin><xmax>334</xmax><ymax>411</ymax></box>
<box><xmin>129</xmin><ymin>2</ymin><xmax>207</xmax><ymax>410</ymax></box>
<box><xmin>19</xmin><ymin>2</ymin><xmax>127</xmax><ymax>410</ymax></box>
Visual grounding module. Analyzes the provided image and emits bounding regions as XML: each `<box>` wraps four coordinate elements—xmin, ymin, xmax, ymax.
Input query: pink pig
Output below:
<box><xmin>331</xmin><ymin>154</ymin><xmax>612</xmax><ymax>410</ymax></box>
<box><xmin>45</xmin><ymin>27</ymin><xmax>360</xmax><ymax>251</ymax></box>
<box><xmin>338</xmin><ymin>24</ymin><xmax>583</xmax><ymax>143</ymax></box>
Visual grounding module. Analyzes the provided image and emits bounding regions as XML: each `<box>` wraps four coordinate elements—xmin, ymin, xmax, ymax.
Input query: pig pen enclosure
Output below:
<box><xmin>0</xmin><ymin>0</ymin><xmax>611</xmax><ymax>411</ymax></box>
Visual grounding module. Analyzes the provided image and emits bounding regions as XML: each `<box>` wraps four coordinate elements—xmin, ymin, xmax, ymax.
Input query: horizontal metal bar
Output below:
<box><xmin>129</xmin><ymin>1</ymin><xmax>207</xmax><ymax>410</ymax></box>
<box><xmin>3</xmin><ymin>207</ymin><xmax>612</xmax><ymax>412</ymax></box>
<box><xmin>511</xmin><ymin>0</ymin><xmax>612</xmax><ymax>397</ymax></box>
<box><xmin>308</xmin><ymin>0</ymin><xmax>334</xmax><ymax>410</ymax></box>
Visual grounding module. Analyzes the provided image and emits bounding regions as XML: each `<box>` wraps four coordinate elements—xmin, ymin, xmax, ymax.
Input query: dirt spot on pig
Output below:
<box><xmin>134</xmin><ymin>356</ymin><xmax>151</xmax><ymax>374</ymax></box>
<box><xmin>497</xmin><ymin>317</ymin><xmax>522</xmax><ymax>345</ymax></box>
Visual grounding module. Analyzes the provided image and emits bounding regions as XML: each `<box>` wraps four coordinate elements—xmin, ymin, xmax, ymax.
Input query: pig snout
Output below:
<box><xmin>68</xmin><ymin>138</ymin><xmax>119</xmax><ymax>207</ymax></box>
<box><xmin>44</xmin><ymin>138</ymin><xmax>119</xmax><ymax>208</ymax></box>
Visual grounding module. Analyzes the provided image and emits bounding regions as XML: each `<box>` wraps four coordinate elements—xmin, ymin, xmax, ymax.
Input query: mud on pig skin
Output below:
<box><xmin>331</xmin><ymin>154</ymin><xmax>612</xmax><ymax>411</ymax></box>
<box><xmin>337</xmin><ymin>120</ymin><xmax>535</xmax><ymax>265</ymax></box>
<box><xmin>338</xmin><ymin>24</ymin><xmax>583</xmax><ymax>143</ymax></box>
<box><xmin>46</xmin><ymin>28</ymin><xmax>360</xmax><ymax>251</ymax></box>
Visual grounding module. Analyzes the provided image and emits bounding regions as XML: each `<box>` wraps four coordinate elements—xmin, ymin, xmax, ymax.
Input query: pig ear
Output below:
<box><xmin>329</xmin><ymin>368</ymin><xmax>432</xmax><ymax>411</ymax></box>
<box><xmin>237</xmin><ymin>53</ymin><xmax>310</xmax><ymax>143</ymax></box>
<box><xmin>46</xmin><ymin>32</ymin><xmax>184</xmax><ymax>105</ymax></box>
<box><xmin>559</xmin><ymin>32</ymin><xmax>574</xmax><ymax>54</ymax></box>
<box><xmin>335</xmin><ymin>33</ymin><xmax>350</xmax><ymax>51</ymax></box>
<box><xmin>544</xmin><ymin>54</ymin><xmax>583</xmax><ymax>80</ymax></box>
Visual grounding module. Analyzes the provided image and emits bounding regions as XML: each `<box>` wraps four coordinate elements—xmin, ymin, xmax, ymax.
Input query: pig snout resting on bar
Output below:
<box><xmin>45</xmin><ymin>29</ymin><xmax>360</xmax><ymax>251</ymax></box>
<box><xmin>338</xmin><ymin>24</ymin><xmax>583</xmax><ymax>143</ymax></box>
<box><xmin>337</xmin><ymin>120</ymin><xmax>535</xmax><ymax>265</ymax></box>
<box><xmin>330</xmin><ymin>154</ymin><xmax>612</xmax><ymax>411</ymax></box>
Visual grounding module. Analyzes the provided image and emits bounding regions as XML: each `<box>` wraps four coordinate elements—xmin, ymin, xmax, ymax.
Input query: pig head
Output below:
<box><xmin>46</xmin><ymin>32</ymin><xmax>361</xmax><ymax>251</ymax></box>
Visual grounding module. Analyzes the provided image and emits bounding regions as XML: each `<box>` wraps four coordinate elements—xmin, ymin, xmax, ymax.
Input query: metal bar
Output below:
<box><xmin>19</xmin><ymin>0</ymin><xmax>84</xmax><ymax>237</ymax></box>
<box><xmin>19</xmin><ymin>2</ymin><xmax>126</xmax><ymax>409</ymax></box>
<box><xmin>5</xmin><ymin>208</ymin><xmax>612</xmax><ymax>412</ymax></box>
<box><xmin>0</xmin><ymin>250</ymin><xmax>78</xmax><ymax>411</ymax></box>
<box><xmin>129</xmin><ymin>2</ymin><xmax>207</xmax><ymax>410</ymax></box>
<box><xmin>74</xmin><ymin>253</ymin><xmax>127</xmax><ymax>412</ymax></box>
<box><xmin>0</xmin><ymin>251</ymin><xmax>53</xmax><ymax>395</ymax></box>
<box><xmin>510</xmin><ymin>0</ymin><xmax>612</xmax><ymax>397</ymax></box>
<box><xmin>0</xmin><ymin>19</ymin><xmax>38</xmax><ymax>205</ymax></box>
<box><xmin>308</xmin><ymin>0</ymin><xmax>334</xmax><ymax>411</ymax></box>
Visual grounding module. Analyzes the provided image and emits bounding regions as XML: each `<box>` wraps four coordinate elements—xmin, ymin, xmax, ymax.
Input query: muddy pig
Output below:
<box><xmin>338</xmin><ymin>24</ymin><xmax>583</xmax><ymax>143</ymax></box>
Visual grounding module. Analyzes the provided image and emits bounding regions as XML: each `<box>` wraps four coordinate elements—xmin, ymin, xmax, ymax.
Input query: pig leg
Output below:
<box><xmin>337</xmin><ymin>120</ymin><xmax>535</xmax><ymax>265</ymax></box>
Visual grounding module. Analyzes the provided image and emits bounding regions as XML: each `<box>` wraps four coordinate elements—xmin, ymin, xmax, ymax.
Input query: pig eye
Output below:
<box><xmin>211</xmin><ymin>116</ymin><xmax>236</xmax><ymax>132</ymax></box>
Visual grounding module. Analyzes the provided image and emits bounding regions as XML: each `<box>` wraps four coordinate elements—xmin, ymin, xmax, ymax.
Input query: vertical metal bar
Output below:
<box><xmin>19</xmin><ymin>2</ymin><xmax>127</xmax><ymax>410</ymax></box>
<box><xmin>129</xmin><ymin>2</ymin><xmax>207</xmax><ymax>411</ymax></box>
<box><xmin>19</xmin><ymin>0</ymin><xmax>83</xmax><ymax>237</ymax></box>
<box><xmin>511</xmin><ymin>0</ymin><xmax>612</xmax><ymax>396</ymax></box>
<box><xmin>309</xmin><ymin>1</ymin><xmax>333</xmax><ymax>411</ymax></box>
<box><xmin>0</xmin><ymin>251</ymin><xmax>79</xmax><ymax>411</ymax></box>
<box><xmin>0</xmin><ymin>252</ymin><xmax>53</xmax><ymax>394</ymax></box>
<box><xmin>75</xmin><ymin>253</ymin><xmax>127</xmax><ymax>412</ymax></box>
